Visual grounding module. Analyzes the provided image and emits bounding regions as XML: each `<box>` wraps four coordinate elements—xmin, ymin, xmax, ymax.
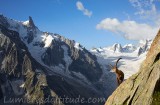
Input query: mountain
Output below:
<box><xmin>136</xmin><ymin>39</ymin><xmax>152</xmax><ymax>56</ymax></box>
<box><xmin>90</xmin><ymin>40</ymin><xmax>151</xmax><ymax>79</ymax></box>
<box><xmin>105</xmin><ymin>30</ymin><xmax>160</xmax><ymax>105</ymax></box>
<box><xmin>0</xmin><ymin>14</ymin><xmax>154</xmax><ymax>105</ymax></box>
<box><xmin>0</xmin><ymin>15</ymin><xmax>108</xmax><ymax>105</ymax></box>
<box><xmin>91</xmin><ymin>40</ymin><xmax>151</xmax><ymax>54</ymax></box>
<box><xmin>123</xmin><ymin>44</ymin><xmax>136</xmax><ymax>52</ymax></box>
<box><xmin>110</xmin><ymin>43</ymin><xmax>123</xmax><ymax>53</ymax></box>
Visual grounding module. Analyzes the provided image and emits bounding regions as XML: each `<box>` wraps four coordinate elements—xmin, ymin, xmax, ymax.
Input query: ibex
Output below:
<box><xmin>109</xmin><ymin>58</ymin><xmax>124</xmax><ymax>86</ymax></box>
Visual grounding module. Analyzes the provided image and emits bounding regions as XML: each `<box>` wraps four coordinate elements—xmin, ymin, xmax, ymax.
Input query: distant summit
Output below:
<box><xmin>91</xmin><ymin>40</ymin><xmax>152</xmax><ymax>56</ymax></box>
<box><xmin>111</xmin><ymin>43</ymin><xmax>123</xmax><ymax>52</ymax></box>
<box><xmin>28</xmin><ymin>16</ymin><xmax>36</xmax><ymax>28</ymax></box>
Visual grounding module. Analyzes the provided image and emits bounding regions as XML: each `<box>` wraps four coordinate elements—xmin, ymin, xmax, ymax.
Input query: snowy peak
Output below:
<box><xmin>0</xmin><ymin>16</ymin><xmax>104</xmax><ymax>104</ymax></box>
<box><xmin>91</xmin><ymin>40</ymin><xmax>152</xmax><ymax>56</ymax></box>
<box><xmin>111</xmin><ymin>43</ymin><xmax>123</xmax><ymax>52</ymax></box>
<box><xmin>0</xmin><ymin>15</ymin><xmax>84</xmax><ymax>51</ymax></box>
<box><xmin>136</xmin><ymin>39</ymin><xmax>152</xmax><ymax>56</ymax></box>
<box><xmin>0</xmin><ymin>14</ymin><xmax>102</xmax><ymax>82</ymax></box>
<box><xmin>22</xmin><ymin>16</ymin><xmax>36</xmax><ymax>29</ymax></box>
<box><xmin>123</xmin><ymin>44</ymin><xmax>136</xmax><ymax>52</ymax></box>
<box><xmin>74</xmin><ymin>42</ymin><xmax>83</xmax><ymax>50</ymax></box>
<box><xmin>139</xmin><ymin>39</ymin><xmax>152</xmax><ymax>51</ymax></box>
<box><xmin>28</xmin><ymin>16</ymin><xmax>36</xmax><ymax>28</ymax></box>
<box><xmin>90</xmin><ymin>41</ymin><xmax>149</xmax><ymax>79</ymax></box>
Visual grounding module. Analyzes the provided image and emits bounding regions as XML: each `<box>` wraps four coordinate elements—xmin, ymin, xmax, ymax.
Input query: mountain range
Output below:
<box><xmin>0</xmin><ymin>15</ymin><xmax>108</xmax><ymax>105</ymax></box>
<box><xmin>0</xmin><ymin>15</ymin><xmax>156</xmax><ymax>105</ymax></box>
<box><xmin>90</xmin><ymin>39</ymin><xmax>151</xmax><ymax>79</ymax></box>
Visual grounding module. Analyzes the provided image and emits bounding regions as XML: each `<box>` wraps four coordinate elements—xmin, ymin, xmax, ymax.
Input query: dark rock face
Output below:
<box><xmin>27</xmin><ymin>30</ymin><xmax>35</xmax><ymax>43</ymax></box>
<box><xmin>137</xmin><ymin>47</ymin><xmax>143</xmax><ymax>56</ymax></box>
<box><xmin>28</xmin><ymin>16</ymin><xmax>36</xmax><ymax>28</ymax></box>
<box><xmin>0</xmin><ymin>15</ymin><xmax>9</xmax><ymax>28</ymax></box>
<box><xmin>68</xmin><ymin>48</ymin><xmax>102</xmax><ymax>82</ymax></box>
<box><xmin>46</xmin><ymin>74</ymin><xmax>103</xmax><ymax>105</ymax></box>
<box><xmin>41</xmin><ymin>34</ymin><xmax>102</xmax><ymax>82</ymax></box>
<box><xmin>42</xmin><ymin>39</ymin><xmax>65</xmax><ymax>66</ymax></box>
<box><xmin>137</xmin><ymin>40</ymin><xmax>152</xmax><ymax>56</ymax></box>
<box><xmin>0</xmin><ymin>87</ymin><xmax>3</xmax><ymax>100</ymax></box>
<box><xmin>60</xmin><ymin>38</ymin><xmax>102</xmax><ymax>82</ymax></box>
<box><xmin>26</xmin><ymin>17</ymin><xmax>37</xmax><ymax>43</ymax></box>
<box><xmin>0</xmin><ymin>25</ymin><xmax>61</xmax><ymax>104</ymax></box>
<box><xmin>105</xmin><ymin>30</ymin><xmax>160</xmax><ymax>105</ymax></box>
<box><xmin>112</xmin><ymin>43</ymin><xmax>123</xmax><ymax>52</ymax></box>
<box><xmin>0</xmin><ymin>25</ymin><xmax>28</xmax><ymax>77</ymax></box>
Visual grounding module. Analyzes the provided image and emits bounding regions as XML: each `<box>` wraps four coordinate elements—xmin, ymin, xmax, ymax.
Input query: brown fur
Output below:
<box><xmin>109</xmin><ymin>58</ymin><xmax>124</xmax><ymax>86</ymax></box>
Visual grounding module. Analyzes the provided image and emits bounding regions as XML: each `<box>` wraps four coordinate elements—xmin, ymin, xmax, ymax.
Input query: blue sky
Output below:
<box><xmin>0</xmin><ymin>0</ymin><xmax>160</xmax><ymax>49</ymax></box>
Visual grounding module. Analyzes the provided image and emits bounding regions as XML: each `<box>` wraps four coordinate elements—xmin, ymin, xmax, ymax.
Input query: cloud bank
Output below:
<box><xmin>96</xmin><ymin>0</ymin><xmax>160</xmax><ymax>40</ymax></box>
<box><xmin>76</xmin><ymin>1</ymin><xmax>92</xmax><ymax>17</ymax></box>
<box><xmin>96</xmin><ymin>18</ymin><xmax>159</xmax><ymax>40</ymax></box>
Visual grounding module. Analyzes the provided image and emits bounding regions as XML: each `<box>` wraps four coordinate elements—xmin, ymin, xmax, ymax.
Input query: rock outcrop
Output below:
<box><xmin>105</xmin><ymin>30</ymin><xmax>160</xmax><ymax>105</ymax></box>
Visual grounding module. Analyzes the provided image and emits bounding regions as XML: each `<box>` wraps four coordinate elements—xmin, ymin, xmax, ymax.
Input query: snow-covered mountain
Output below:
<box><xmin>93</xmin><ymin>40</ymin><xmax>152</xmax><ymax>54</ymax></box>
<box><xmin>0</xmin><ymin>14</ymin><xmax>152</xmax><ymax>105</ymax></box>
<box><xmin>0</xmin><ymin>15</ymin><xmax>111</xmax><ymax>105</ymax></box>
<box><xmin>1</xmin><ymin>15</ymin><xmax>103</xmax><ymax>81</ymax></box>
<box><xmin>90</xmin><ymin>40</ymin><xmax>152</xmax><ymax>79</ymax></box>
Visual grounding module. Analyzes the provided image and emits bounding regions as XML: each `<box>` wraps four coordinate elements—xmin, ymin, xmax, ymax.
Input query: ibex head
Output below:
<box><xmin>109</xmin><ymin>58</ymin><xmax>122</xmax><ymax>72</ymax></box>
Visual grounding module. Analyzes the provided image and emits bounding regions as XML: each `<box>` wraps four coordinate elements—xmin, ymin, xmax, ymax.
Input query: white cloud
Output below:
<box><xmin>96</xmin><ymin>0</ymin><xmax>160</xmax><ymax>40</ymax></box>
<box><xmin>129</xmin><ymin>0</ymin><xmax>156</xmax><ymax>15</ymax></box>
<box><xmin>129</xmin><ymin>0</ymin><xmax>160</xmax><ymax>25</ymax></box>
<box><xmin>96</xmin><ymin>18</ymin><xmax>159</xmax><ymax>40</ymax></box>
<box><xmin>76</xmin><ymin>1</ymin><xmax>92</xmax><ymax>17</ymax></box>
